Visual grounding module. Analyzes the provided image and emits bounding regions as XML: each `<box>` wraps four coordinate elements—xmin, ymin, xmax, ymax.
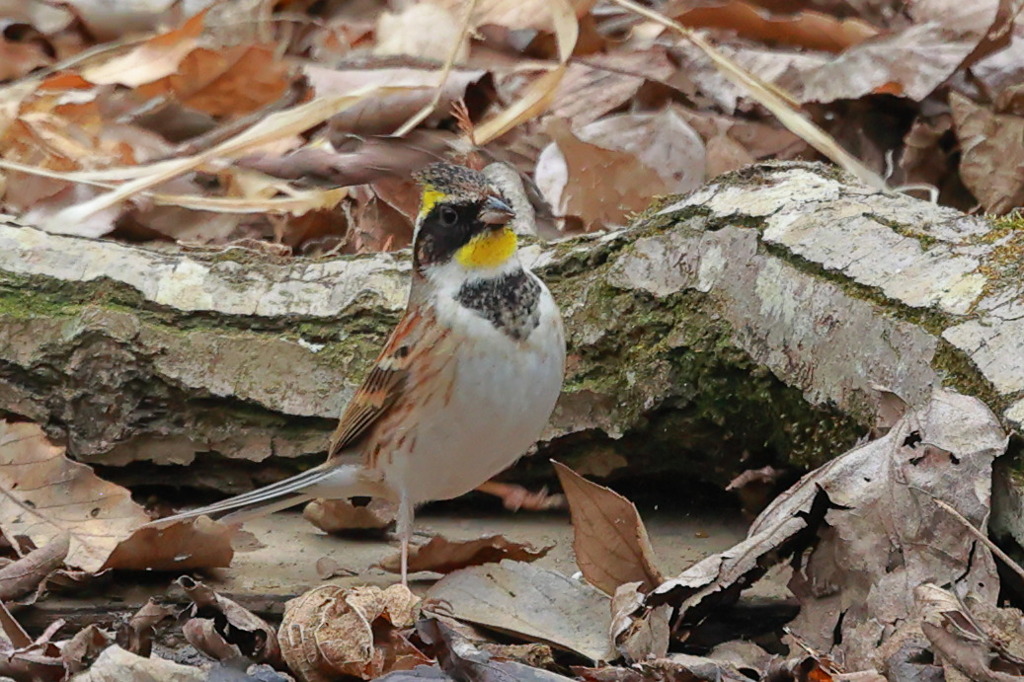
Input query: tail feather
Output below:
<box><xmin>147</xmin><ymin>462</ymin><xmax>384</xmax><ymax>527</ymax></box>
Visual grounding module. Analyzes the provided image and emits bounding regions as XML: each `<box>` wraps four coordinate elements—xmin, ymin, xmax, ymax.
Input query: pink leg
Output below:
<box><xmin>397</xmin><ymin>494</ymin><xmax>413</xmax><ymax>587</ymax></box>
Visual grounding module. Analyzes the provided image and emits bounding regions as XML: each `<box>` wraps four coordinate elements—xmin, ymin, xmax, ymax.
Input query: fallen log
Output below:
<box><xmin>1</xmin><ymin>162</ymin><xmax>1020</xmax><ymax>528</ymax></box>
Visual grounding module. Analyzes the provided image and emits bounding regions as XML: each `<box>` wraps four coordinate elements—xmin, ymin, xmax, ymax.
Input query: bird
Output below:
<box><xmin>151</xmin><ymin>162</ymin><xmax>566</xmax><ymax>585</ymax></box>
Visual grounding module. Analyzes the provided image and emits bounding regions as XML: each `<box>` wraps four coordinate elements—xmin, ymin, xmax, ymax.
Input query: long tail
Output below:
<box><xmin>146</xmin><ymin>462</ymin><xmax>387</xmax><ymax>527</ymax></box>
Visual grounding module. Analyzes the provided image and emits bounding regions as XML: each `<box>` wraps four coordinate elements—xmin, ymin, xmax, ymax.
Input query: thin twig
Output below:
<box><xmin>393</xmin><ymin>0</ymin><xmax>480</xmax><ymax>137</ymax></box>
<box><xmin>932</xmin><ymin>496</ymin><xmax>1024</xmax><ymax>584</ymax></box>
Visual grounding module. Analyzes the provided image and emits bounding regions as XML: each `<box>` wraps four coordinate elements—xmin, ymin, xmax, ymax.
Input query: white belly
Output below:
<box><xmin>382</xmin><ymin>285</ymin><xmax>564</xmax><ymax>504</ymax></box>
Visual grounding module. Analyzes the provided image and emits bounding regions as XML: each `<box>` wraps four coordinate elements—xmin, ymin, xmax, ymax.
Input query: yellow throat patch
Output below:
<box><xmin>456</xmin><ymin>227</ymin><xmax>518</xmax><ymax>269</ymax></box>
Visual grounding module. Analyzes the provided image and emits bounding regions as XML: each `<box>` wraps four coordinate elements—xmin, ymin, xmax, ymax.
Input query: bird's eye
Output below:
<box><xmin>439</xmin><ymin>205</ymin><xmax>458</xmax><ymax>227</ymax></box>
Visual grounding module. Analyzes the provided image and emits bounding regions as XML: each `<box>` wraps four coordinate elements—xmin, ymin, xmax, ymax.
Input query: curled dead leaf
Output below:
<box><xmin>280</xmin><ymin>583</ymin><xmax>427</xmax><ymax>682</ymax></box>
<box><xmin>303</xmin><ymin>497</ymin><xmax>396</xmax><ymax>534</ymax></box>
<box><xmin>609</xmin><ymin>582</ymin><xmax>670</xmax><ymax>663</ymax></box>
<box><xmin>0</xmin><ymin>532</ymin><xmax>68</xmax><ymax>603</ymax></box>
<box><xmin>178</xmin><ymin>576</ymin><xmax>281</xmax><ymax>666</ymax></box>
<box><xmin>916</xmin><ymin>583</ymin><xmax>1024</xmax><ymax>682</ymax></box>
<box><xmin>115</xmin><ymin>598</ymin><xmax>176</xmax><ymax>657</ymax></box>
<box><xmin>61</xmin><ymin>624</ymin><xmax>111</xmax><ymax>676</ymax></box>
<box><xmin>950</xmin><ymin>92</ymin><xmax>1024</xmax><ymax>214</ymax></box>
<box><xmin>379</xmin><ymin>534</ymin><xmax>552</xmax><ymax>575</ymax></box>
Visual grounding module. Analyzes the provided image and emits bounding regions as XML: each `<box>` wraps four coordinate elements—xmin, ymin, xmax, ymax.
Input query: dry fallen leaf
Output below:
<box><xmin>609</xmin><ymin>582</ymin><xmax>670</xmax><ymax>662</ymax></box>
<box><xmin>670</xmin><ymin>0</ymin><xmax>879</xmax><ymax>53</ymax></box>
<box><xmin>307</xmin><ymin>64</ymin><xmax>487</xmax><ymax>137</ymax></box>
<box><xmin>797</xmin><ymin>0</ymin><xmax>1016</xmax><ymax>103</ymax></box>
<box><xmin>950</xmin><ymin>92</ymin><xmax>1024</xmax><ymax>214</ymax></box>
<box><xmin>61</xmin><ymin>624</ymin><xmax>111</xmax><ymax>676</ymax></box>
<box><xmin>375</xmin><ymin>3</ymin><xmax>469</xmax><ymax>63</ymax></box>
<box><xmin>115</xmin><ymin>598</ymin><xmax>176</xmax><ymax>657</ymax></box>
<box><xmin>0</xmin><ymin>599</ymin><xmax>64</xmax><ymax>681</ymax></box>
<box><xmin>548</xmin><ymin>49</ymin><xmax>677</xmax><ymax>127</ymax></box>
<box><xmin>417</xmin><ymin>618</ymin><xmax>576</xmax><ymax>681</ymax></box>
<box><xmin>553</xmin><ymin>461</ymin><xmax>663</xmax><ymax>595</ymax></box>
<box><xmin>280</xmin><ymin>583</ymin><xmax>428</xmax><ymax>682</ymax></box>
<box><xmin>650</xmin><ymin>390</ymin><xmax>1007</xmax><ymax>671</ymax></box>
<box><xmin>567</xmin><ymin>109</ymin><xmax>707</xmax><ymax>194</ymax></box>
<box><xmin>70</xmin><ymin>644</ymin><xmax>204</xmax><ymax>682</ymax></box>
<box><xmin>0</xmin><ymin>532</ymin><xmax>68</xmax><ymax>603</ymax></box>
<box><xmin>379</xmin><ymin>534</ymin><xmax>552</xmax><ymax>575</ymax></box>
<box><xmin>179</xmin><ymin>575</ymin><xmax>281</xmax><ymax>666</ymax></box>
<box><xmin>303</xmin><ymin>497</ymin><xmax>396</xmax><ymax>534</ymax></box>
<box><xmin>0</xmin><ymin>420</ymin><xmax>234</xmax><ymax>573</ymax></box>
<box><xmin>425</xmin><ymin>559</ymin><xmax>617</xmax><ymax>662</ymax></box>
<box><xmin>917</xmin><ymin>583</ymin><xmax>1024</xmax><ymax>682</ymax></box>
<box><xmin>537</xmin><ymin>118</ymin><xmax>668</xmax><ymax>231</ymax></box>
<box><xmin>81</xmin><ymin>9</ymin><xmax>208</xmax><ymax>87</ymax></box>
<box><xmin>137</xmin><ymin>43</ymin><xmax>291</xmax><ymax>118</ymax></box>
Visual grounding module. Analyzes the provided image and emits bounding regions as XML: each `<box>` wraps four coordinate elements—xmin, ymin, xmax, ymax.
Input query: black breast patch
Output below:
<box><xmin>455</xmin><ymin>268</ymin><xmax>542</xmax><ymax>341</ymax></box>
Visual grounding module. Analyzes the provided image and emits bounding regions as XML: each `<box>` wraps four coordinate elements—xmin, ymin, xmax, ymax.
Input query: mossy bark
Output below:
<box><xmin>1</xmin><ymin>161</ymin><xmax>1020</xmax><ymax>501</ymax></box>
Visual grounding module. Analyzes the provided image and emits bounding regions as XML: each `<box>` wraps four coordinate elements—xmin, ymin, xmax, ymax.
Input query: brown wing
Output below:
<box><xmin>327</xmin><ymin>307</ymin><xmax>445</xmax><ymax>458</ymax></box>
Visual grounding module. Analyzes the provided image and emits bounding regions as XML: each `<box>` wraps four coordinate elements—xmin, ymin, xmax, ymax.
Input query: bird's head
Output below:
<box><xmin>411</xmin><ymin>163</ymin><xmax>518</xmax><ymax>275</ymax></box>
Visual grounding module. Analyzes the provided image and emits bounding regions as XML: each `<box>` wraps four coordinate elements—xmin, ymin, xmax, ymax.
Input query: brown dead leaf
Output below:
<box><xmin>417</xmin><ymin>618</ymin><xmax>576</xmax><ymax>681</ymax></box>
<box><xmin>0</xmin><ymin>532</ymin><xmax>68</xmax><ymax>602</ymax></box>
<box><xmin>436</xmin><ymin>0</ymin><xmax>595</xmax><ymax>34</ymax></box>
<box><xmin>0</xmin><ymin>421</ymin><xmax>234</xmax><ymax>573</ymax></box>
<box><xmin>241</xmin><ymin>130</ymin><xmax>452</xmax><ymax>188</ymax></box>
<box><xmin>917</xmin><ymin>583</ymin><xmax>1024</xmax><ymax>681</ymax></box>
<box><xmin>116</xmin><ymin>598</ymin><xmax>175</xmax><ymax>657</ymax></box>
<box><xmin>669</xmin><ymin>0</ymin><xmax>879</xmax><ymax>53</ymax></box>
<box><xmin>70</xmin><ymin>644</ymin><xmax>203</xmax><ymax>682</ymax></box>
<box><xmin>552</xmin><ymin>461</ymin><xmax>663</xmax><ymax>595</ymax></box>
<box><xmin>347</xmin><ymin>189</ymin><xmax>416</xmax><ymax>255</ymax></box>
<box><xmin>62</xmin><ymin>624</ymin><xmax>112</xmax><ymax>676</ymax></box>
<box><xmin>797</xmin><ymin>0</ymin><xmax>1020</xmax><ymax>103</ymax></box>
<box><xmin>179</xmin><ymin>575</ymin><xmax>281</xmax><ymax>666</ymax></box>
<box><xmin>137</xmin><ymin>43</ymin><xmax>291</xmax><ymax>118</ymax></box>
<box><xmin>304</xmin><ymin>497</ymin><xmax>397</xmax><ymax>534</ymax></box>
<box><xmin>307</xmin><ymin>64</ymin><xmax>487</xmax><ymax>136</ymax></box>
<box><xmin>549</xmin><ymin>49</ymin><xmax>677</xmax><ymax>127</ymax></box>
<box><xmin>475</xmin><ymin>68</ymin><xmax>567</xmax><ymax>146</ymax></box>
<box><xmin>950</xmin><ymin>92</ymin><xmax>1024</xmax><ymax>214</ymax></box>
<box><xmin>425</xmin><ymin>559</ymin><xmax>617</xmax><ymax>662</ymax></box>
<box><xmin>280</xmin><ymin>583</ymin><xmax>428</xmax><ymax>682</ymax></box>
<box><xmin>570</xmin><ymin>109</ymin><xmax>706</xmax><ymax>194</ymax></box>
<box><xmin>375</xmin><ymin>3</ymin><xmax>469</xmax><ymax>63</ymax></box>
<box><xmin>675</xmin><ymin>107</ymin><xmax>808</xmax><ymax>170</ymax></box>
<box><xmin>537</xmin><ymin>118</ymin><xmax>668</xmax><ymax>231</ymax></box>
<box><xmin>380</xmin><ymin>534</ymin><xmax>552</xmax><ymax>575</ymax></box>
<box><xmin>609</xmin><ymin>582</ymin><xmax>670</xmax><ymax>662</ymax></box>
<box><xmin>651</xmin><ymin>390</ymin><xmax>1006</xmax><ymax>671</ymax></box>
<box><xmin>82</xmin><ymin>9</ymin><xmax>208</xmax><ymax>87</ymax></box>
<box><xmin>0</xmin><ymin>599</ymin><xmax>64</xmax><ymax>681</ymax></box>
